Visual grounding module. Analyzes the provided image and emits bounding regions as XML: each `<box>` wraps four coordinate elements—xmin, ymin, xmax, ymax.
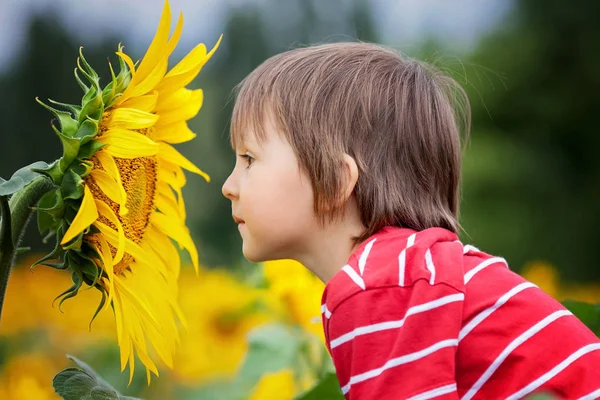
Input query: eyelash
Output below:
<box><xmin>239</xmin><ymin>154</ymin><xmax>254</xmax><ymax>168</ymax></box>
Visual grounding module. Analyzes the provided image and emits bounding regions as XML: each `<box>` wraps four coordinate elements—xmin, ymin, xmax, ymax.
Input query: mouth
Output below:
<box><xmin>232</xmin><ymin>215</ymin><xmax>245</xmax><ymax>224</ymax></box>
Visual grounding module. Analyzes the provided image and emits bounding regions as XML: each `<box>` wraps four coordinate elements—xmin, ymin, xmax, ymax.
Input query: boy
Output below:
<box><xmin>221</xmin><ymin>42</ymin><xmax>600</xmax><ymax>399</ymax></box>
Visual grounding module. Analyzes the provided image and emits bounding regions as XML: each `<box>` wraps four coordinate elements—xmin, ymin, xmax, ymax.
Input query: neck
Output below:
<box><xmin>295</xmin><ymin>203</ymin><xmax>366</xmax><ymax>283</ymax></box>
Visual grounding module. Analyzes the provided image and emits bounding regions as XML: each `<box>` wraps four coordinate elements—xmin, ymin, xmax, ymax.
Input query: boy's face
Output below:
<box><xmin>222</xmin><ymin>116</ymin><xmax>317</xmax><ymax>262</ymax></box>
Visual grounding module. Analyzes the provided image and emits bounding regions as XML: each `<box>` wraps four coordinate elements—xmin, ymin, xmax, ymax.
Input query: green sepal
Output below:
<box><xmin>56</xmin><ymin>130</ymin><xmax>82</xmax><ymax>172</ymax></box>
<box><xmin>76</xmin><ymin>119</ymin><xmax>99</xmax><ymax>144</ymax></box>
<box><xmin>54</xmin><ymin>268</ymin><xmax>84</xmax><ymax>312</ymax></box>
<box><xmin>77</xmin><ymin>47</ymin><xmax>99</xmax><ymax>82</ymax></box>
<box><xmin>61</xmin><ymin>233</ymin><xmax>84</xmax><ymax>251</ymax></box>
<box><xmin>36</xmin><ymin>187</ymin><xmax>65</xmax><ymax>218</ymax></box>
<box><xmin>79</xmin><ymin>88</ymin><xmax>104</xmax><ymax>125</ymax></box>
<box><xmin>48</xmin><ymin>99</ymin><xmax>82</xmax><ymax>121</ymax></box>
<box><xmin>69</xmin><ymin>249</ymin><xmax>101</xmax><ymax>287</ymax></box>
<box><xmin>72</xmin><ymin>160</ymin><xmax>94</xmax><ymax>179</ymax></box>
<box><xmin>36</xmin><ymin>188</ymin><xmax>64</xmax><ymax>235</ymax></box>
<box><xmin>0</xmin><ymin>161</ymin><xmax>51</xmax><ymax>196</ymax></box>
<box><xmin>31</xmin><ymin>232</ymin><xmax>66</xmax><ymax>270</ymax></box>
<box><xmin>35</xmin><ymin>97</ymin><xmax>79</xmax><ymax>137</ymax></box>
<box><xmin>102</xmin><ymin>44</ymin><xmax>132</xmax><ymax>108</ymax></box>
<box><xmin>102</xmin><ymin>60</ymin><xmax>119</xmax><ymax>108</ymax></box>
<box><xmin>78</xmin><ymin>140</ymin><xmax>105</xmax><ymax>160</ymax></box>
<box><xmin>89</xmin><ymin>287</ymin><xmax>108</xmax><ymax>331</ymax></box>
<box><xmin>61</xmin><ymin>169</ymin><xmax>85</xmax><ymax>201</ymax></box>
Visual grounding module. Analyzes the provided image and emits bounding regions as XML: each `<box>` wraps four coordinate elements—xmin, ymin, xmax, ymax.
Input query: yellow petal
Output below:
<box><xmin>98</xmin><ymin>129</ymin><xmax>159</xmax><ymax>158</ymax></box>
<box><xmin>121</xmin><ymin>57</ymin><xmax>169</xmax><ymax>103</ymax></box>
<box><xmin>128</xmin><ymin>0</ymin><xmax>171</xmax><ymax>86</ymax></box>
<box><xmin>145</xmin><ymin>223</ymin><xmax>180</xmax><ymax>276</ymax></box>
<box><xmin>151</xmin><ymin>212</ymin><xmax>199</xmax><ymax>273</ymax></box>
<box><xmin>111</xmin><ymin>289</ymin><xmax>129</xmax><ymax>371</ymax></box>
<box><xmin>158</xmin><ymin>142</ymin><xmax>209</xmax><ymax>181</ymax></box>
<box><xmin>158</xmin><ymin>159</ymin><xmax>186</xmax><ymax>188</ymax></box>
<box><xmin>108</xmin><ymin>108</ymin><xmax>159</xmax><ymax>130</ymax></box>
<box><xmin>152</xmin><ymin>121</ymin><xmax>196</xmax><ymax>144</ymax></box>
<box><xmin>61</xmin><ymin>186</ymin><xmax>99</xmax><ymax>244</ymax></box>
<box><xmin>156</xmin><ymin>187</ymin><xmax>183</xmax><ymax>220</ymax></box>
<box><xmin>96</xmin><ymin>240</ymin><xmax>115</xmax><ymax>310</ymax></box>
<box><xmin>156</xmin><ymin>89</ymin><xmax>203</xmax><ymax>126</ymax></box>
<box><xmin>95</xmin><ymin>221</ymin><xmax>154</xmax><ymax>267</ymax></box>
<box><xmin>116</xmin><ymin>51</ymin><xmax>136</xmax><ymax>77</ymax></box>
<box><xmin>119</xmin><ymin>92</ymin><xmax>158</xmax><ymax>113</ymax></box>
<box><xmin>94</xmin><ymin>200</ymin><xmax>126</xmax><ymax>265</ymax></box>
<box><xmin>90</xmin><ymin>169</ymin><xmax>127</xmax><ymax>212</ymax></box>
<box><xmin>94</xmin><ymin>150</ymin><xmax>128</xmax><ymax>215</ymax></box>
<box><xmin>114</xmin><ymin>275</ymin><xmax>162</xmax><ymax>332</ymax></box>
<box><xmin>156</xmin><ymin>35</ymin><xmax>222</xmax><ymax>93</ymax></box>
<box><xmin>166</xmin><ymin>12</ymin><xmax>184</xmax><ymax>58</ymax></box>
<box><xmin>154</xmin><ymin>87</ymin><xmax>193</xmax><ymax>113</ymax></box>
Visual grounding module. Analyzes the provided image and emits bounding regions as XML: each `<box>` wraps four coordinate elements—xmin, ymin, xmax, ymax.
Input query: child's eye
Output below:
<box><xmin>238</xmin><ymin>154</ymin><xmax>255</xmax><ymax>168</ymax></box>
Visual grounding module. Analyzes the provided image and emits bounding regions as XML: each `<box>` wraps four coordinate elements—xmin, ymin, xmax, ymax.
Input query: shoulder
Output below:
<box><xmin>322</xmin><ymin>226</ymin><xmax>469</xmax><ymax>315</ymax></box>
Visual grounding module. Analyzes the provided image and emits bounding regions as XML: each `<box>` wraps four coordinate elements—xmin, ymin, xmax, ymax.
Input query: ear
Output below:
<box><xmin>341</xmin><ymin>153</ymin><xmax>359</xmax><ymax>200</ymax></box>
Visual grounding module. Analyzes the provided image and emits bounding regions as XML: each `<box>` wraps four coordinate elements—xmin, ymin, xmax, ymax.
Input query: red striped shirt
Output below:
<box><xmin>321</xmin><ymin>227</ymin><xmax>600</xmax><ymax>399</ymax></box>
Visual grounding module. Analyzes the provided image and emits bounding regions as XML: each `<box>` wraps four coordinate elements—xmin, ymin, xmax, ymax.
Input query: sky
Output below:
<box><xmin>0</xmin><ymin>0</ymin><xmax>512</xmax><ymax>72</ymax></box>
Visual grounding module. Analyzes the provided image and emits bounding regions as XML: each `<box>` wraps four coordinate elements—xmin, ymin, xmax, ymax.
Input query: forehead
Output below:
<box><xmin>230</xmin><ymin>104</ymin><xmax>279</xmax><ymax>151</ymax></box>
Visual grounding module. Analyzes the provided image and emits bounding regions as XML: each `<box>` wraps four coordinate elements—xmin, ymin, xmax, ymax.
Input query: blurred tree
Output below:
<box><xmin>459</xmin><ymin>0</ymin><xmax>600</xmax><ymax>280</ymax></box>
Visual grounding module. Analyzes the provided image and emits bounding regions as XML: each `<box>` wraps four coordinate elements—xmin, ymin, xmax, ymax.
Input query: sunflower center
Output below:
<box><xmin>87</xmin><ymin>154</ymin><xmax>157</xmax><ymax>275</ymax></box>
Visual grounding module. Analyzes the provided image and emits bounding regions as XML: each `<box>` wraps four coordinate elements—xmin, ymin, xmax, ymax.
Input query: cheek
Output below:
<box><xmin>245</xmin><ymin>167</ymin><xmax>315</xmax><ymax>224</ymax></box>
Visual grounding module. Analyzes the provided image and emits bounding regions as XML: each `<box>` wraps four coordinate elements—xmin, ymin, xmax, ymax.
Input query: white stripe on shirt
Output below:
<box><xmin>406</xmin><ymin>383</ymin><xmax>458</xmax><ymax>400</ymax></box>
<box><xmin>461</xmin><ymin>310</ymin><xmax>573</xmax><ymax>400</ymax></box>
<box><xmin>506</xmin><ymin>343</ymin><xmax>600</xmax><ymax>400</ymax></box>
<box><xmin>463</xmin><ymin>244</ymin><xmax>481</xmax><ymax>254</ymax></box>
<box><xmin>330</xmin><ymin>293</ymin><xmax>464</xmax><ymax>349</ymax></box>
<box><xmin>341</xmin><ymin>339</ymin><xmax>459</xmax><ymax>395</ymax></box>
<box><xmin>321</xmin><ymin>303</ymin><xmax>332</xmax><ymax>319</ymax></box>
<box><xmin>459</xmin><ymin>282</ymin><xmax>537</xmax><ymax>341</ymax></box>
<box><xmin>425</xmin><ymin>249</ymin><xmax>436</xmax><ymax>285</ymax></box>
<box><xmin>399</xmin><ymin>233</ymin><xmax>417</xmax><ymax>287</ymax></box>
<box><xmin>464</xmin><ymin>257</ymin><xmax>508</xmax><ymax>284</ymax></box>
<box><xmin>577</xmin><ymin>387</ymin><xmax>600</xmax><ymax>400</ymax></box>
<box><xmin>342</xmin><ymin>264</ymin><xmax>366</xmax><ymax>290</ymax></box>
<box><xmin>359</xmin><ymin>238</ymin><xmax>377</xmax><ymax>275</ymax></box>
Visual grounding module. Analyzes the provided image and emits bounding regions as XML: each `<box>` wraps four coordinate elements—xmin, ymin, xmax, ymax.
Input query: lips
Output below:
<box><xmin>232</xmin><ymin>215</ymin><xmax>245</xmax><ymax>224</ymax></box>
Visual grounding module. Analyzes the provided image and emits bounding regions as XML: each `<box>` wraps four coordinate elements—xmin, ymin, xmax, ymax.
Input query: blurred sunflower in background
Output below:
<box><xmin>33</xmin><ymin>0</ymin><xmax>221</xmax><ymax>383</ymax></box>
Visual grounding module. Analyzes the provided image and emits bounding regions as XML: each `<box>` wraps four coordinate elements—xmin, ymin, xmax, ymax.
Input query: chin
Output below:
<box><xmin>242</xmin><ymin>244</ymin><xmax>270</xmax><ymax>263</ymax></box>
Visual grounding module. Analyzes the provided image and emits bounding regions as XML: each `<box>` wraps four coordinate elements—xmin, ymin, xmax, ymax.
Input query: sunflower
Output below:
<box><xmin>34</xmin><ymin>0</ymin><xmax>221</xmax><ymax>383</ymax></box>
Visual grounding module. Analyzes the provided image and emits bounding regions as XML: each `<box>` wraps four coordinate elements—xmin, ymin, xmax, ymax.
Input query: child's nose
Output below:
<box><xmin>221</xmin><ymin>172</ymin><xmax>238</xmax><ymax>200</ymax></box>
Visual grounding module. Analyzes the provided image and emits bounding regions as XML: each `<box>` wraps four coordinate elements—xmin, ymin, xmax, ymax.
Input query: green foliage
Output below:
<box><xmin>294</xmin><ymin>373</ymin><xmax>343</xmax><ymax>400</ymax></box>
<box><xmin>562</xmin><ymin>300</ymin><xmax>600</xmax><ymax>336</ymax></box>
<box><xmin>0</xmin><ymin>161</ymin><xmax>51</xmax><ymax>196</ymax></box>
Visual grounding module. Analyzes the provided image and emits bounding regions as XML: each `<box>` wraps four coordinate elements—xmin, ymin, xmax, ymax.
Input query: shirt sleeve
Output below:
<box><xmin>326</xmin><ymin>280</ymin><xmax>464</xmax><ymax>400</ymax></box>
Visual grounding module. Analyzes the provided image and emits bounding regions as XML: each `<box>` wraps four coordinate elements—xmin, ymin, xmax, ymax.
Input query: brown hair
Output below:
<box><xmin>231</xmin><ymin>42</ymin><xmax>470</xmax><ymax>243</ymax></box>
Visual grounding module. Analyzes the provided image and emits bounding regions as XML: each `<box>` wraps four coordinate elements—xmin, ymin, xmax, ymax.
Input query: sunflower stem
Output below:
<box><xmin>0</xmin><ymin>176</ymin><xmax>55</xmax><ymax>324</ymax></box>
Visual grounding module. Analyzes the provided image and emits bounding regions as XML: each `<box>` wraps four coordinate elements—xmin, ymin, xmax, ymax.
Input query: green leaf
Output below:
<box><xmin>562</xmin><ymin>300</ymin><xmax>600</xmax><ymax>336</ymax></box>
<box><xmin>294</xmin><ymin>372</ymin><xmax>344</xmax><ymax>400</ymax></box>
<box><xmin>53</xmin><ymin>368</ymin><xmax>98</xmax><ymax>400</ymax></box>
<box><xmin>0</xmin><ymin>161</ymin><xmax>50</xmax><ymax>196</ymax></box>
<box><xmin>67</xmin><ymin>355</ymin><xmax>117</xmax><ymax>393</ymax></box>
<box><xmin>53</xmin><ymin>356</ymin><xmax>143</xmax><ymax>400</ymax></box>
<box><xmin>61</xmin><ymin>169</ymin><xmax>84</xmax><ymax>201</ymax></box>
